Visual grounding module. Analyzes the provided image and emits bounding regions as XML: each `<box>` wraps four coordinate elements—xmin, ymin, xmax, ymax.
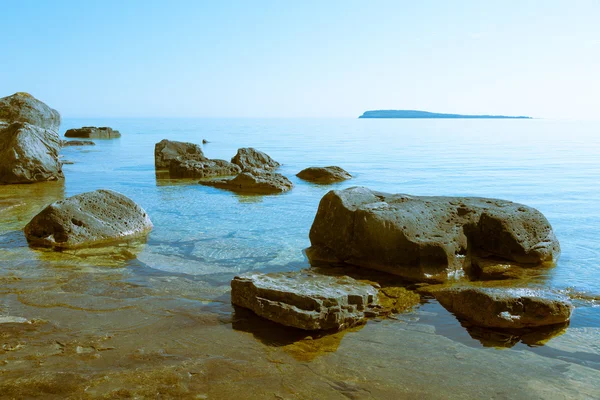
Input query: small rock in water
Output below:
<box><xmin>154</xmin><ymin>139</ymin><xmax>205</xmax><ymax>169</ymax></box>
<box><xmin>199</xmin><ymin>168</ymin><xmax>293</xmax><ymax>194</ymax></box>
<box><xmin>169</xmin><ymin>158</ymin><xmax>240</xmax><ymax>179</ymax></box>
<box><xmin>64</xmin><ymin>126</ymin><xmax>121</xmax><ymax>139</ymax></box>
<box><xmin>297</xmin><ymin>166</ymin><xmax>352</xmax><ymax>184</ymax></box>
<box><xmin>231</xmin><ymin>147</ymin><xmax>280</xmax><ymax>171</ymax></box>
<box><xmin>62</xmin><ymin>140</ymin><xmax>95</xmax><ymax>146</ymax></box>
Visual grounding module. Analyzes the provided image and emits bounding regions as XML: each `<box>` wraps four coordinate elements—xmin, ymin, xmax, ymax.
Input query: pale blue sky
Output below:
<box><xmin>2</xmin><ymin>0</ymin><xmax>599</xmax><ymax>118</ymax></box>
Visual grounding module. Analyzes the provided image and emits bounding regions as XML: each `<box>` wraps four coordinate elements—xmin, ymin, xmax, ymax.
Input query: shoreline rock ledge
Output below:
<box><xmin>308</xmin><ymin>187</ymin><xmax>560</xmax><ymax>282</ymax></box>
<box><xmin>24</xmin><ymin>189</ymin><xmax>153</xmax><ymax>249</ymax></box>
<box><xmin>231</xmin><ymin>271</ymin><xmax>378</xmax><ymax>330</ymax></box>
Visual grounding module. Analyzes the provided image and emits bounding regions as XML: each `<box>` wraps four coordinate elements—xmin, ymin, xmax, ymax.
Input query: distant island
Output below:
<box><xmin>359</xmin><ymin>110</ymin><xmax>532</xmax><ymax>119</ymax></box>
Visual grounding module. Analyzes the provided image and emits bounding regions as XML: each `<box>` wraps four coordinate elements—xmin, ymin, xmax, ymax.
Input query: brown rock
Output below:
<box><xmin>0</xmin><ymin>92</ymin><xmax>61</xmax><ymax>131</ymax></box>
<box><xmin>62</xmin><ymin>140</ymin><xmax>95</xmax><ymax>146</ymax></box>
<box><xmin>64</xmin><ymin>127</ymin><xmax>121</xmax><ymax>139</ymax></box>
<box><xmin>168</xmin><ymin>159</ymin><xmax>241</xmax><ymax>179</ymax></box>
<box><xmin>154</xmin><ymin>139</ymin><xmax>205</xmax><ymax>169</ymax></box>
<box><xmin>231</xmin><ymin>147</ymin><xmax>280</xmax><ymax>171</ymax></box>
<box><xmin>297</xmin><ymin>166</ymin><xmax>352</xmax><ymax>184</ymax></box>
<box><xmin>198</xmin><ymin>168</ymin><xmax>293</xmax><ymax>194</ymax></box>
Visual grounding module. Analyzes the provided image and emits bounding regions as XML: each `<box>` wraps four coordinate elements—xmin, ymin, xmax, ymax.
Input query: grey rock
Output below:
<box><xmin>0</xmin><ymin>122</ymin><xmax>63</xmax><ymax>184</ymax></box>
<box><xmin>431</xmin><ymin>286</ymin><xmax>573</xmax><ymax>328</ymax></box>
<box><xmin>231</xmin><ymin>147</ymin><xmax>280</xmax><ymax>171</ymax></box>
<box><xmin>168</xmin><ymin>158</ymin><xmax>241</xmax><ymax>179</ymax></box>
<box><xmin>199</xmin><ymin>168</ymin><xmax>293</xmax><ymax>194</ymax></box>
<box><xmin>0</xmin><ymin>92</ymin><xmax>61</xmax><ymax>131</ymax></box>
<box><xmin>155</xmin><ymin>139</ymin><xmax>205</xmax><ymax>169</ymax></box>
<box><xmin>297</xmin><ymin>166</ymin><xmax>352</xmax><ymax>184</ymax></box>
<box><xmin>24</xmin><ymin>189</ymin><xmax>153</xmax><ymax>249</ymax></box>
<box><xmin>231</xmin><ymin>270</ymin><xmax>378</xmax><ymax>330</ymax></box>
<box><xmin>308</xmin><ymin>187</ymin><xmax>560</xmax><ymax>282</ymax></box>
<box><xmin>64</xmin><ymin>127</ymin><xmax>121</xmax><ymax>139</ymax></box>
<box><xmin>62</xmin><ymin>140</ymin><xmax>95</xmax><ymax>146</ymax></box>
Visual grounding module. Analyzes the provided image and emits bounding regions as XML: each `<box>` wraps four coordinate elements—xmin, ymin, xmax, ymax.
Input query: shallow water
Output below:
<box><xmin>1</xmin><ymin>118</ymin><xmax>599</xmax><ymax>398</ymax></box>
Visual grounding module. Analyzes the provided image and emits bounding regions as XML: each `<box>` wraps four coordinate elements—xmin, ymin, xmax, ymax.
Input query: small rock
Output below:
<box><xmin>202</xmin><ymin>139</ymin><xmax>209</xmax><ymax>144</ymax></box>
<box><xmin>231</xmin><ymin>147</ymin><xmax>280</xmax><ymax>171</ymax></box>
<box><xmin>62</xmin><ymin>140</ymin><xmax>95</xmax><ymax>146</ymax></box>
<box><xmin>168</xmin><ymin>158</ymin><xmax>240</xmax><ymax>179</ymax></box>
<box><xmin>199</xmin><ymin>168</ymin><xmax>293</xmax><ymax>194</ymax></box>
<box><xmin>297</xmin><ymin>166</ymin><xmax>352</xmax><ymax>184</ymax></box>
<box><xmin>154</xmin><ymin>139</ymin><xmax>205</xmax><ymax>169</ymax></box>
<box><xmin>64</xmin><ymin>127</ymin><xmax>121</xmax><ymax>139</ymax></box>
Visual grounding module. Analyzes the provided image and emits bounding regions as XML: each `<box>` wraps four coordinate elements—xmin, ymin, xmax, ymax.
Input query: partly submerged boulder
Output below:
<box><xmin>154</xmin><ymin>139</ymin><xmax>205</xmax><ymax>169</ymax></box>
<box><xmin>297</xmin><ymin>166</ymin><xmax>352</xmax><ymax>184</ymax></box>
<box><xmin>64</xmin><ymin>127</ymin><xmax>121</xmax><ymax>139</ymax></box>
<box><xmin>231</xmin><ymin>271</ymin><xmax>378</xmax><ymax>330</ymax></box>
<box><xmin>0</xmin><ymin>92</ymin><xmax>61</xmax><ymax>131</ymax></box>
<box><xmin>431</xmin><ymin>286</ymin><xmax>573</xmax><ymax>328</ymax></box>
<box><xmin>24</xmin><ymin>189</ymin><xmax>153</xmax><ymax>249</ymax></box>
<box><xmin>0</xmin><ymin>122</ymin><xmax>63</xmax><ymax>184</ymax></box>
<box><xmin>308</xmin><ymin>187</ymin><xmax>560</xmax><ymax>282</ymax></box>
<box><xmin>168</xmin><ymin>158</ymin><xmax>241</xmax><ymax>179</ymax></box>
<box><xmin>198</xmin><ymin>168</ymin><xmax>293</xmax><ymax>194</ymax></box>
<box><xmin>62</xmin><ymin>140</ymin><xmax>95</xmax><ymax>147</ymax></box>
<box><xmin>231</xmin><ymin>147</ymin><xmax>280</xmax><ymax>171</ymax></box>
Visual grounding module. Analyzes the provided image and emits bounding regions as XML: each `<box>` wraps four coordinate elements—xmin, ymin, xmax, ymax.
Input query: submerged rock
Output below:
<box><xmin>231</xmin><ymin>148</ymin><xmax>280</xmax><ymax>171</ymax></box>
<box><xmin>154</xmin><ymin>139</ymin><xmax>205</xmax><ymax>169</ymax></box>
<box><xmin>231</xmin><ymin>271</ymin><xmax>378</xmax><ymax>330</ymax></box>
<box><xmin>0</xmin><ymin>92</ymin><xmax>61</xmax><ymax>131</ymax></box>
<box><xmin>64</xmin><ymin>127</ymin><xmax>121</xmax><ymax>139</ymax></box>
<box><xmin>198</xmin><ymin>168</ymin><xmax>293</xmax><ymax>194</ymax></box>
<box><xmin>168</xmin><ymin>158</ymin><xmax>241</xmax><ymax>179</ymax></box>
<box><xmin>308</xmin><ymin>187</ymin><xmax>560</xmax><ymax>282</ymax></box>
<box><xmin>62</xmin><ymin>140</ymin><xmax>95</xmax><ymax>146</ymax></box>
<box><xmin>297</xmin><ymin>166</ymin><xmax>352</xmax><ymax>184</ymax></box>
<box><xmin>24</xmin><ymin>189</ymin><xmax>153</xmax><ymax>249</ymax></box>
<box><xmin>431</xmin><ymin>286</ymin><xmax>573</xmax><ymax>328</ymax></box>
<box><xmin>0</xmin><ymin>122</ymin><xmax>63</xmax><ymax>184</ymax></box>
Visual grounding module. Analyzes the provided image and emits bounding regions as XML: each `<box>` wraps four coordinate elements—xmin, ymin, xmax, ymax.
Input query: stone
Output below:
<box><xmin>231</xmin><ymin>148</ymin><xmax>280</xmax><ymax>171</ymax></box>
<box><xmin>168</xmin><ymin>158</ymin><xmax>241</xmax><ymax>179</ymax></box>
<box><xmin>154</xmin><ymin>139</ymin><xmax>205</xmax><ymax>169</ymax></box>
<box><xmin>202</xmin><ymin>139</ymin><xmax>209</xmax><ymax>144</ymax></box>
<box><xmin>64</xmin><ymin>127</ymin><xmax>121</xmax><ymax>139</ymax></box>
<box><xmin>24</xmin><ymin>189</ymin><xmax>153</xmax><ymax>249</ymax></box>
<box><xmin>297</xmin><ymin>166</ymin><xmax>352</xmax><ymax>184</ymax></box>
<box><xmin>431</xmin><ymin>286</ymin><xmax>573</xmax><ymax>328</ymax></box>
<box><xmin>0</xmin><ymin>92</ymin><xmax>61</xmax><ymax>131</ymax></box>
<box><xmin>198</xmin><ymin>168</ymin><xmax>293</xmax><ymax>194</ymax></box>
<box><xmin>62</xmin><ymin>140</ymin><xmax>95</xmax><ymax>146</ymax></box>
<box><xmin>308</xmin><ymin>187</ymin><xmax>560</xmax><ymax>282</ymax></box>
<box><xmin>231</xmin><ymin>270</ymin><xmax>378</xmax><ymax>330</ymax></box>
<box><xmin>0</xmin><ymin>122</ymin><xmax>63</xmax><ymax>184</ymax></box>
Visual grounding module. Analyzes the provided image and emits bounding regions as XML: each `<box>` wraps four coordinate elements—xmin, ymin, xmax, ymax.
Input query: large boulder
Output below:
<box><xmin>198</xmin><ymin>168</ymin><xmax>293</xmax><ymax>194</ymax></box>
<box><xmin>64</xmin><ymin>127</ymin><xmax>121</xmax><ymax>139</ymax></box>
<box><xmin>0</xmin><ymin>122</ymin><xmax>63</xmax><ymax>184</ymax></box>
<box><xmin>154</xmin><ymin>139</ymin><xmax>205</xmax><ymax>169</ymax></box>
<box><xmin>168</xmin><ymin>159</ymin><xmax>241</xmax><ymax>179</ymax></box>
<box><xmin>231</xmin><ymin>148</ymin><xmax>280</xmax><ymax>171</ymax></box>
<box><xmin>0</xmin><ymin>92</ymin><xmax>60</xmax><ymax>131</ymax></box>
<box><xmin>24</xmin><ymin>189</ymin><xmax>153</xmax><ymax>249</ymax></box>
<box><xmin>297</xmin><ymin>166</ymin><xmax>352</xmax><ymax>184</ymax></box>
<box><xmin>308</xmin><ymin>187</ymin><xmax>560</xmax><ymax>282</ymax></box>
<box><xmin>431</xmin><ymin>286</ymin><xmax>573</xmax><ymax>328</ymax></box>
<box><xmin>231</xmin><ymin>271</ymin><xmax>378</xmax><ymax>330</ymax></box>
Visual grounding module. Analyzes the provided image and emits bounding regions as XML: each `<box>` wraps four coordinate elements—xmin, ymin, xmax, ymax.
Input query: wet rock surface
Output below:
<box><xmin>168</xmin><ymin>158</ymin><xmax>241</xmax><ymax>179</ymax></box>
<box><xmin>154</xmin><ymin>139</ymin><xmax>205</xmax><ymax>169</ymax></box>
<box><xmin>64</xmin><ymin>126</ymin><xmax>121</xmax><ymax>139</ymax></box>
<box><xmin>231</xmin><ymin>147</ymin><xmax>280</xmax><ymax>171</ymax></box>
<box><xmin>24</xmin><ymin>189</ymin><xmax>153</xmax><ymax>249</ymax></box>
<box><xmin>0</xmin><ymin>122</ymin><xmax>64</xmax><ymax>184</ymax></box>
<box><xmin>308</xmin><ymin>187</ymin><xmax>560</xmax><ymax>282</ymax></box>
<box><xmin>62</xmin><ymin>140</ymin><xmax>95</xmax><ymax>146</ymax></box>
<box><xmin>231</xmin><ymin>271</ymin><xmax>378</xmax><ymax>330</ymax></box>
<box><xmin>199</xmin><ymin>168</ymin><xmax>293</xmax><ymax>194</ymax></box>
<box><xmin>0</xmin><ymin>92</ymin><xmax>61</xmax><ymax>131</ymax></box>
<box><xmin>297</xmin><ymin>166</ymin><xmax>352</xmax><ymax>184</ymax></box>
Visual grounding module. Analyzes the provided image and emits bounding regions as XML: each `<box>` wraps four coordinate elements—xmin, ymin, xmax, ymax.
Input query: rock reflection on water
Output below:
<box><xmin>459</xmin><ymin>320</ymin><xmax>569</xmax><ymax>348</ymax></box>
<box><xmin>0</xmin><ymin>181</ymin><xmax>65</xmax><ymax>231</ymax></box>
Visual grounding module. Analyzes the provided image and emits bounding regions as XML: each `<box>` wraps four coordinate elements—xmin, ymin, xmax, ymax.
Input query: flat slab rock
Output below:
<box><xmin>231</xmin><ymin>147</ymin><xmax>280</xmax><ymax>171</ymax></box>
<box><xmin>169</xmin><ymin>158</ymin><xmax>241</xmax><ymax>179</ymax></box>
<box><xmin>62</xmin><ymin>140</ymin><xmax>95</xmax><ymax>146</ymax></box>
<box><xmin>431</xmin><ymin>286</ymin><xmax>573</xmax><ymax>328</ymax></box>
<box><xmin>297</xmin><ymin>166</ymin><xmax>352</xmax><ymax>184</ymax></box>
<box><xmin>308</xmin><ymin>187</ymin><xmax>560</xmax><ymax>282</ymax></box>
<box><xmin>231</xmin><ymin>271</ymin><xmax>378</xmax><ymax>330</ymax></box>
<box><xmin>155</xmin><ymin>139</ymin><xmax>205</xmax><ymax>169</ymax></box>
<box><xmin>0</xmin><ymin>92</ymin><xmax>61</xmax><ymax>131</ymax></box>
<box><xmin>199</xmin><ymin>168</ymin><xmax>293</xmax><ymax>194</ymax></box>
<box><xmin>64</xmin><ymin>127</ymin><xmax>121</xmax><ymax>139</ymax></box>
<box><xmin>24</xmin><ymin>189</ymin><xmax>153</xmax><ymax>249</ymax></box>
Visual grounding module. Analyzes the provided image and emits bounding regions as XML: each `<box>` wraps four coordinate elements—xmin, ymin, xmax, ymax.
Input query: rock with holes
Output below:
<box><xmin>231</xmin><ymin>147</ymin><xmax>280</xmax><ymax>171</ymax></box>
<box><xmin>154</xmin><ymin>139</ymin><xmax>205</xmax><ymax>169</ymax></box>
<box><xmin>308</xmin><ymin>187</ymin><xmax>559</xmax><ymax>282</ymax></box>
<box><xmin>168</xmin><ymin>158</ymin><xmax>241</xmax><ymax>179</ymax></box>
<box><xmin>64</xmin><ymin>127</ymin><xmax>121</xmax><ymax>139</ymax></box>
<box><xmin>430</xmin><ymin>286</ymin><xmax>573</xmax><ymax>328</ymax></box>
<box><xmin>198</xmin><ymin>168</ymin><xmax>293</xmax><ymax>194</ymax></box>
<box><xmin>24</xmin><ymin>189</ymin><xmax>153</xmax><ymax>249</ymax></box>
<box><xmin>297</xmin><ymin>166</ymin><xmax>352</xmax><ymax>184</ymax></box>
<box><xmin>0</xmin><ymin>92</ymin><xmax>61</xmax><ymax>131</ymax></box>
<box><xmin>231</xmin><ymin>270</ymin><xmax>378</xmax><ymax>330</ymax></box>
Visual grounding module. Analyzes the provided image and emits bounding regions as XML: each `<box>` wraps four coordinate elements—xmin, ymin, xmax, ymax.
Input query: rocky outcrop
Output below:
<box><xmin>168</xmin><ymin>159</ymin><xmax>241</xmax><ymax>179</ymax></box>
<box><xmin>64</xmin><ymin>127</ymin><xmax>121</xmax><ymax>139</ymax></box>
<box><xmin>62</xmin><ymin>140</ymin><xmax>95</xmax><ymax>146</ymax></box>
<box><xmin>430</xmin><ymin>286</ymin><xmax>573</xmax><ymax>328</ymax></box>
<box><xmin>198</xmin><ymin>168</ymin><xmax>293</xmax><ymax>194</ymax></box>
<box><xmin>0</xmin><ymin>92</ymin><xmax>61</xmax><ymax>131</ymax></box>
<box><xmin>297</xmin><ymin>166</ymin><xmax>352</xmax><ymax>184</ymax></box>
<box><xmin>231</xmin><ymin>271</ymin><xmax>378</xmax><ymax>330</ymax></box>
<box><xmin>154</xmin><ymin>139</ymin><xmax>205</xmax><ymax>169</ymax></box>
<box><xmin>24</xmin><ymin>189</ymin><xmax>153</xmax><ymax>249</ymax></box>
<box><xmin>0</xmin><ymin>122</ymin><xmax>63</xmax><ymax>184</ymax></box>
<box><xmin>231</xmin><ymin>148</ymin><xmax>280</xmax><ymax>171</ymax></box>
<box><xmin>308</xmin><ymin>187</ymin><xmax>560</xmax><ymax>282</ymax></box>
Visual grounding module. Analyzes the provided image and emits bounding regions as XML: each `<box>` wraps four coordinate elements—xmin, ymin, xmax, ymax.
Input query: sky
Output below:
<box><xmin>1</xmin><ymin>0</ymin><xmax>599</xmax><ymax>118</ymax></box>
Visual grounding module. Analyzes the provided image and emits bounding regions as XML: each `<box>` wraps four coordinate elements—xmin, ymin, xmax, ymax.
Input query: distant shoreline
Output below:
<box><xmin>359</xmin><ymin>110</ymin><xmax>532</xmax><ymax>119</ymax></box>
